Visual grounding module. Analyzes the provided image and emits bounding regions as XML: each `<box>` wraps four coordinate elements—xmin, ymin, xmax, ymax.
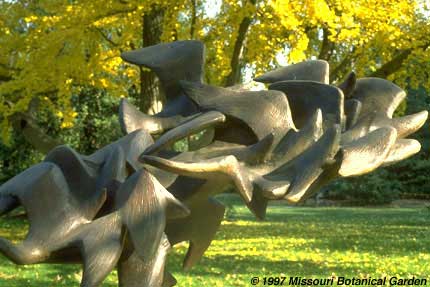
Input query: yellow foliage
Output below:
<box><xmin>0</xmin><ymin>0</ymin><xmax>429</xmax><ymax>143</ymax></box>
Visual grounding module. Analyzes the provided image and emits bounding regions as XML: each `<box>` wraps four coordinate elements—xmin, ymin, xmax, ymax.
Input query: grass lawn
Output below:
<box><xmin>0</xmin><ymin>195</ymin><xmax>429</xmax><ymax>286</ymax></box>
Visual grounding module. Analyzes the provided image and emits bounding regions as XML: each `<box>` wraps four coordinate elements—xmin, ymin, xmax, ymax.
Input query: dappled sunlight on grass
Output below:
<box><xmin>0</xmin><ymin>195</ymin><xmax>429</xmax><ymax>286</ymax></box>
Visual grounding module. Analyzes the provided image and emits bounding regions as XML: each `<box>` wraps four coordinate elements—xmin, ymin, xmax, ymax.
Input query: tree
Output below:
<box><xmin>0</xmin><ymin>0</ymin><xmax>429</xmax><ymax>151</ymax></box>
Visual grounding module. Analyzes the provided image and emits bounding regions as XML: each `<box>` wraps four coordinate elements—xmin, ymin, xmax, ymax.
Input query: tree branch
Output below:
<box><xmin>92</xmin><ymin>7</ymin><xmax>137</xmax><ymax>23</ymax></box>
<box><xmin>94</xmin><ymin>27</ymin><xmax>119</xmax><ymax>47</ymax></box>
<box><xmin>370</xmin><ymin>42</ymin><xmax>429</xmax><ymax>78</ymax></box>
<box><xmin>370</xmin><ymin>49</ymin><xmax>413</xmax><ymax>78</ymax></box>
<box><xmin>330</xmin><ymin>53</ymin><xmax>355</xmax><ymax>82</ymax></box>
<box><xmin>224</xmin><ymin>0</ymin><xmax>257</xmax><ymax>86</ymax></box>
<box><xmin>190</xmin><ymin>0</ymin><xmax>197</xmax><ymax>38</ymax></box>
<box><xmin>0</xmin><ymin>75</ymin><xmax>12</xmax><ymax>82</ymax></box>
<box><xmin>11</xmin><ymin>112</ymin><xmax>62</xmax><ymax>154</ymax></box>
<box><xmin>318</xmin><ymin>27</ymin><xmax>334</xmax><ymax>61</ymax></box>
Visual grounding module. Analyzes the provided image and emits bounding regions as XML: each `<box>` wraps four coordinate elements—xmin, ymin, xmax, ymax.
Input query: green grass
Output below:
<box><xmin>0</xmin><ymin>195</ymin><xmax>429</xmax><ymax>286</ymax></box>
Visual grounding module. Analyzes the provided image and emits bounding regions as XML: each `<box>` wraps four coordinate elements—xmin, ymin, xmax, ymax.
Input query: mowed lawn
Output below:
<box><xmin>0</xmin><ymin>195</ymin><xmax>429</xmax><ymax>286</ymax></box>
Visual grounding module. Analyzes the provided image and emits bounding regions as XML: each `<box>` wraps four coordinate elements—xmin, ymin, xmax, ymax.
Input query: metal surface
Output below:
<box><xmin>0</xmin><ymin>40</ymin><xmax>427</xmax><ymax>287</ymax></box>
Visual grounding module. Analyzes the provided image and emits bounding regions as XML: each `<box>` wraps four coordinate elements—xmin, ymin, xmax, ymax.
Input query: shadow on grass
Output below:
<box><xmin>0</xmin><ymin>194</ymin><xmax>429</xmax><ymax>286</ymax></box>
<box><xmin>167</xmin><ymin>254</ymin><xmax>361</xmax><ymax>277</ymax></box>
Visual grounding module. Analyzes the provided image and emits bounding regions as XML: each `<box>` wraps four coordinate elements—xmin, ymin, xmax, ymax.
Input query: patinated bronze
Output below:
<box><xmin>0</xmin><ymin>40</ymin><xmax>427</xmax><ymax>287</ymax></box>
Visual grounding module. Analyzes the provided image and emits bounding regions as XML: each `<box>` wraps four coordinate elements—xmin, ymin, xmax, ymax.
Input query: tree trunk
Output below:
<box><xmin>11</xmin><ymin>113</ymin><xmax>62</xmax><ymax>154</ymax></box>
<box><xmin>138</xmin><ymin>8</ymin><xmax>165</xmax><ymax>113</ymax></box>
<box><xmin>318</xmin><ymin>27</ymin><xmax>334</xmax><ymax>61</ymax></box>
<box><xmin>224</xmin><ymin>0</ymin><xmax>257</xmax><ymax>87</ymax></box>
<box><xmin>330</xmin><ymin>52</ymin><xmax>355</xmax><ymax>83</ymax></box>
<box><xmin>190</xmin><ymin>0</ymin><xmax>197</xmax><ymax>39</ymax></box>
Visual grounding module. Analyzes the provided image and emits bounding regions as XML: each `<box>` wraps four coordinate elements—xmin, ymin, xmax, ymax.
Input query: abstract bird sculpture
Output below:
<box><xmin>0</xmin><ymin>40</ymin><xmax>427</xmax><ymax>287</ymax></box>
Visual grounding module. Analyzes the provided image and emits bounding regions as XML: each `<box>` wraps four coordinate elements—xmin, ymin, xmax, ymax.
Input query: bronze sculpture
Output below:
<box><xmin>0</xmin><ymin>40</ymin><xmax>427</xmax><ymax>287</ymax></box>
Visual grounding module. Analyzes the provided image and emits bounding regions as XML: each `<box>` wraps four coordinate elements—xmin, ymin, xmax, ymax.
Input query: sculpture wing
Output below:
<box><xmin>337</xmin><ymin>72</ymin><xmax>356</xmax><ymax>98</ymax></box>
<box><xmin>181</xmin><ymin>81</ymin><xmax>296</xmax><ymax>145</ymax></box>
<box><xmin>115</xmin><ymin>169</ymin><xmax>189</xmax><ymax>263</ymax></box>
<box><xmin>119</xmin><ymin>98</ymin><xmax>194</xmax><ymax>135</ymax></box>
<box><xmin>263</xmin><ymin>125</ymin><xmax>340</xmax><ymax>202</ymax></box>
<box><xmin>117</xmin><ymin>234</ymin><xmax>172</xmax><ymax>287</ymax></box>
<box><xmin>86</xmin><ymin>129</ymin><xmax>154</xmax><ymax>170</ymax></box>
<box><xmin>121</xmin><ymin>40</ymin><xmax>204</xmax><ymax>102</ymax></box>
<box><xmin>383</xmin><ymin>139</ymin><xmax>421</xmax><ymax>166</ymax></box>
<box><xmin>142</xmin><ymin>155</ymin><xmax>254</xmax><ymax>203</ymax></box>
<box><xmin>350</xmin><ymin>78</ymin><xmax>406</xmax><ymax>118</ymax></box>
<box><xmin>254</xmin><ymin>60</ymin><xmax>329</xmax><ymax>84</ymax></box>
<box><xmin>142</xmin><ymin>111</ymin><xmax>226</xmax><ymax>155</ymax></box>
<box><xmin>0</xmin><ymin>163</ymin><xmax>106</xmax><ymax>264</ymax></box>
<box><xmin>269</xmin><ymin>80</ymin><xmax>345</xmax><ymax>130</ymax></box>
<box><xmin>344</xmin><ymin>99</ymin><xmax>362</xmax><ymax>130</ymax></box>
<box><xmin>338</xmin><ymin>127</ymin><xmax>398</xmax><ymax>177</ymax></box>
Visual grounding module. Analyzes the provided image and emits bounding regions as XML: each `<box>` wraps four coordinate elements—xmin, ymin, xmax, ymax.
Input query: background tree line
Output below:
<box><xmin>0</xmin><ymin>0</ymin><xmax>429</xmax><ymax>203</ymax></box>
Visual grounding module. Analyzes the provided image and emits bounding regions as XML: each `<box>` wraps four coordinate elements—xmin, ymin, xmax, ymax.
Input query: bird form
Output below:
<box><xmin>0</xmin><ymin>40</ymin><xmax>427</xmax><ymax>287</ymax></box>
